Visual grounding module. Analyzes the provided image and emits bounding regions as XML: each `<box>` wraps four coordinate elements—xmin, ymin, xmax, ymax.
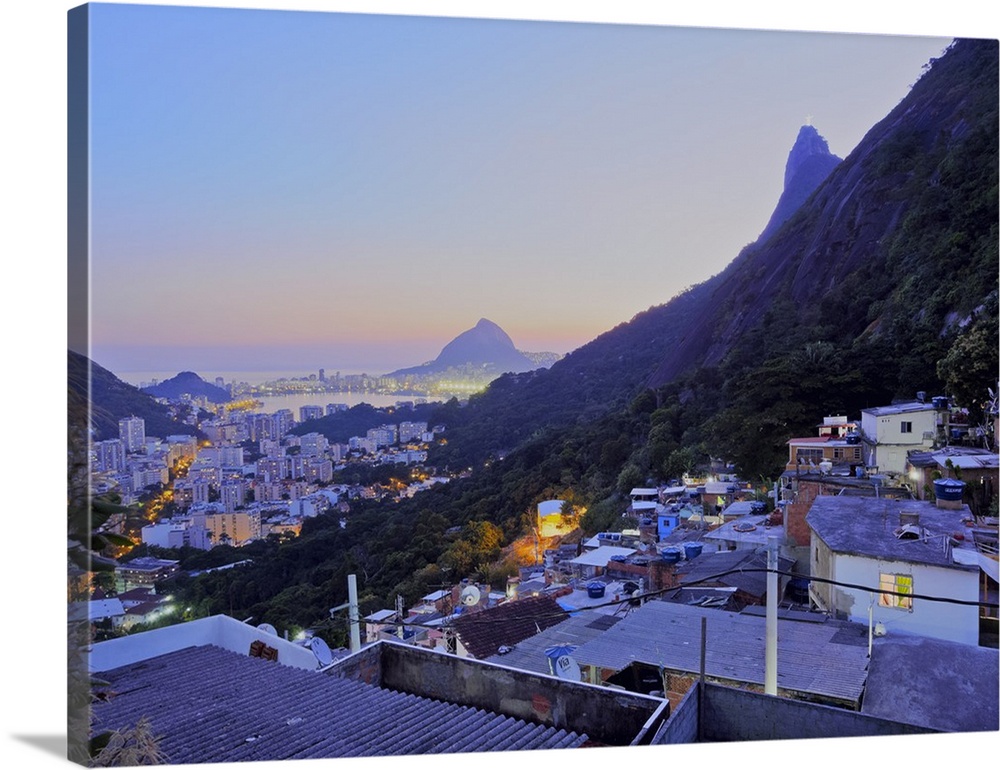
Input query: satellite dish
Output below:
<box><xmin>257</xmin><ymin>622</ymin><xmax>277</xmax><ymax>636</ymax></box>
<box><xmin>552</xmin><ymin>654</ymin><xmax>582</xmax><ymax>682</ymax></box>
<box><xmin>309</xmin><ymin>636</ymin><xmax>334</xmax><ymax>667</ymax></box>
<box><xmin>460</xmin><ymin>585</ymin><xmax>481</xmax><ymax>606</ymax></box>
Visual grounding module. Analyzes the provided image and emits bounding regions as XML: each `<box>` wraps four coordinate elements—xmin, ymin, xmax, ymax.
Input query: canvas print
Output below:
<box><xmin>67</xmin><ymin>2</ymin><xmax>999</xmax><ymax>766</ymax></box>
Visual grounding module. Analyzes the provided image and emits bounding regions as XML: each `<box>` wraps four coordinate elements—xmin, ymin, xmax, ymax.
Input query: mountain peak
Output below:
<box><xmin>386</xmin><ymin>319</ymin><xmax>536</xmax><ymax>377</ymax></box>
<box><xmin>758</xmin><ymin>123</ymin><xmax>842</xmax><ymax>242</ymax></box>
<box><xmin>784</xmin><ymin>124</ymin><xmax>835</xmax><ymax>188</ymax></box>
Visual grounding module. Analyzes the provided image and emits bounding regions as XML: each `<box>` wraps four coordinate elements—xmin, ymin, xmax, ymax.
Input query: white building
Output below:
<box><xmin>221</xmin><ymin>480</ymin><xmax>246</xmax><ymax>513</ymax></box>
<box><xmin>94</xmin><ymin>439</ymin><xmax>127</xmax><ymax>473</ymax></box>
<box><xmin>141</xmin><ymin>521</ymin><xmax>188</xmax><ymax>549</ymax></box>
<box><xmin>399</xmin><ymin>421</ymin><xmax>428</xmax><ymax>443</ymax></box>
<box><xmin>118</xmin><ymin>416</ymin><xmax>146</xmax><ymax>452</ymax></box>
<box><xmin>859</xmin><ymin>400</ymin><xmax>947</xmax><ymax>475</ymax></box>
<box><xmin>806</xmin><ymin>496</ymin><xmax>991</xmax><ymax>646</ymax></box>
<box><xmin>299</xmin><ymin>405</ymin><xmax>324</xmax><ymax>422</ymax></box>
<box><xmin>299</xmin><ymin>432</ymin><xmax>329</xmax><ymax>457</ymax></box>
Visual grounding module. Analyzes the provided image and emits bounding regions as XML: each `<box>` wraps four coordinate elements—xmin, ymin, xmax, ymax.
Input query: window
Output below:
<box><xmin>900</xmin><ymin>421</ymin><xmax>913</xmax><ymax>434</ymax></box>
<box><xmin>795</xmin><ymin>448</ymin><xmax>824</xmax><ymax>463</ymax></box>
<box><xmin>879</xmin><ymin>573</ymin><xmax>913</xmax><ymax>610</ymax></box>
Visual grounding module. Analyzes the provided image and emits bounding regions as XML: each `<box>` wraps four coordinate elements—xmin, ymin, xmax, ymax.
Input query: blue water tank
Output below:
<box><xmin>933</xmin><ymin>478</ymin><xmax>965</xmax><ymax>501</ymax></box>
<box><xmin>683</xmin><ymin>542</ymin><xmax>703</xmax><ymax>560</ymax></box>
<box><xmin>932</xmin><ymin>396</ymin><xmax>950</xmax><ymax>410</ymax></box>
<box><xmin>661</xmin><ymin>548</ymin><xmax>681</xmax><ymax>564</ymax></box>
<box><xmin>586</xmin><ymin>582</ymin><xmax>606</xmax><ymax>598</ymax></box>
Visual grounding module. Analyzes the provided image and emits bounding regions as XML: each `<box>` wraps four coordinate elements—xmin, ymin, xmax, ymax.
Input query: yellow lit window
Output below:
<box><xmin>878</xmin><ymin>573</ymin><xmax>913</xmax><ymax>610</ymax></box>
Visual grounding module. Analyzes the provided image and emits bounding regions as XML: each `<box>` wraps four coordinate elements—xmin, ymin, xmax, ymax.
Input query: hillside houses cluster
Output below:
<box><xmin>82</xmin><ymin>390</ymin><xmax>999</xmax><ymax>759</ymax></box>
<box><xmin>343</xmin><ymin>394</ymin><xmax>998</xmax><ymax>735</ymax></box>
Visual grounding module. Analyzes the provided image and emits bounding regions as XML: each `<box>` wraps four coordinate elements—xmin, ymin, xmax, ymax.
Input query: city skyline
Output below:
<box><xmin>84</xmin><ymin>2</ymin><xmax>951</xmax><ymax>377</ymax></box>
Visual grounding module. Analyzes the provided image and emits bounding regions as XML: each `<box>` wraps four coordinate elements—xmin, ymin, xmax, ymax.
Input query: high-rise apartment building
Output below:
<box><xmin>94</xmin><ymin>439</ymin><xmax>127</xmax><ymax>473</ymax></box>
<box><xmin>118</xmin><ymin>416</ymin><xmax>146</xmax><ymax>452</ymax></box>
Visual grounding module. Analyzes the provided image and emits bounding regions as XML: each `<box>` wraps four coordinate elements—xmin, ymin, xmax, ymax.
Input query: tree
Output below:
<box><xmin>937</xmin><ymin>294</ymin><xmax>999</xmax><ymax>424</ymax></box>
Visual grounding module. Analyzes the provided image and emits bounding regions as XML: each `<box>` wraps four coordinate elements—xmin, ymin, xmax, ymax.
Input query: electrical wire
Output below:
<box><xmin>335</xmin><ymin>562</ymin><xmax>998</xmax><ymax>632</ymax></box>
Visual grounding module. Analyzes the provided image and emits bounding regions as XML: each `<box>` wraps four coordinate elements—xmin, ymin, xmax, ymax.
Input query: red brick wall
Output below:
<box><xmin>785</xmin><ymin>481</ymin><xmax>822</xmax><ymax>546</ymax></box>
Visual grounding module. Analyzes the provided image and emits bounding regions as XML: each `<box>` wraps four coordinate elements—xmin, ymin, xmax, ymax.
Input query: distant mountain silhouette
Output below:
<box><xmin>387</xmin><ymin>318</ymin><xmax>544</xmax><ymax>377</ymax></box>
<box><xmin>142</xmin><ymin>371</ymin><xmax>231</xmax><ymax>403</ymax></box>
<box><xmin>67</xmin><ymin>350</ymin><xmax>202</xmax><ymax>442</ymax></box>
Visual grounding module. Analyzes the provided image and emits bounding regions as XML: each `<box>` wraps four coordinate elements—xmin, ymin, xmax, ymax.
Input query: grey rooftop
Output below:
<box><xmin>90</xmin><ymin>644</ymin><xmax>589</xmax><ymax>763</ymax></box>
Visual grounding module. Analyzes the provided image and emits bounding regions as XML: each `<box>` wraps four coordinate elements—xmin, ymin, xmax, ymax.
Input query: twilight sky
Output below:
<box><xmin>85</xmin><ymin>2</ymin><xmax>951</xmax><ymax>376</ymax></box>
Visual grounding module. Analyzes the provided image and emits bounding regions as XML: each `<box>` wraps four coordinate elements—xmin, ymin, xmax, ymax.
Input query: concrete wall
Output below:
<box><xmin>651</xmin><ymin>684</ymin><xmax>700</xmax><ymax>744</ymax></box>
<box><xmin>699</xmin><ymin>683</ymin><xmax>935</xmax><ymax>742</ymax></box>
<box><xmin>325</xmin><ymin>642</ymin><xmax>384</xmax><ymax>686</ymax></box>
<box><xmin>831</xmin><ymin>554</ymin><xmax>980</xmax><ymax>645</ymax></box>
<box><xmin>349</xmin><ymin>641</ymin><xmax>668</xmax><ymax>746</ymax></box>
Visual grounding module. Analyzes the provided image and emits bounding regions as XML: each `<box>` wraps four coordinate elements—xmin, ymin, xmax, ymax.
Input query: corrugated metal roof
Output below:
<box><xmin>572</xmin><ymin>600</ymin><xmax>870</xmax><ymax>704</ymax></box>
<box><xmin>862</xmin><ymin>635</ymin><xmax>999</xmax><ymax>732</ymax></box>
<box><xmin>90</xmin><ymin>644</ymin><xmax>588</xmax><ymax>763</ymax></box>
<box><xmin>483</xmin><ymin>611</ymin><xmax>622</xmax><ymax>675</ymax></box>
<box><xmin>675</xmin><ymin>549</ymin><xmax>795</xmax><ymax>599</ymax></box>
<box><xmin>568</xmin><ymin>545</ymin><xmax>636</xmax><ymax>566</ymax></box>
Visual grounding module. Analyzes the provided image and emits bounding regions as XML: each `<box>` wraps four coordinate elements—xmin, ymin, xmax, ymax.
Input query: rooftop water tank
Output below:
<box><xmin>661</xmin><ymin>548</ymin><xmax>681</xmax><ymax>564</ymax></box>
<box><xmin>586</xmin><ymin>582</ymin><xmax>606</xmax><ymax>599</ymax></box>
<box><xmin>683</xmin><ymin>542</ymin><xmax>703</xmax><ymax>560</ymax></box>
<box><xmin>933</xmin><ymin>478</ymin><xmax>965</xmax><ymax>502</ymax></box>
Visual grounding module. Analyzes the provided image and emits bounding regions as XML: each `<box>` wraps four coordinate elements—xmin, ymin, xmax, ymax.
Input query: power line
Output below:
<box><xmin>350</xmin><ymin>564</ymin><xmax>998</xmax><ymax>632</ymax></box>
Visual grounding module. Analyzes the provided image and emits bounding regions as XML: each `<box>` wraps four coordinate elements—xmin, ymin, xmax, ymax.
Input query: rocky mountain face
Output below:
<box><xmin>757</xmin><ymin>124</ymin><xmax>842</xmax><ymax>243</ymax></box>
<box><xmin>647</xmin><ymin>37</ymin><xmax>998</xmax><ymax>389</ymax></box>
<box><xmin>388</xmin><ymin>318</ymin><xmax>541</xmax><ymax>377</ymax></box>
<box><xmin>435</xmin><ymin>38</ymin><xmax>998</xmax><ymax>466</ymax></box>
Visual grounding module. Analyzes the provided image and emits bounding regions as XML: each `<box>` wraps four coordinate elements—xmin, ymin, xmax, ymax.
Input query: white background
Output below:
<box><xmin>2</xmin><ymin>2</ymin><xmax>997</xmax><ymax>769</ymax></box>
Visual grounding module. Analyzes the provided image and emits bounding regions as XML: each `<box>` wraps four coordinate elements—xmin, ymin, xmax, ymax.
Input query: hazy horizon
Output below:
<box><xmin>84</xmin><ymin>4</ymin><xmax>950</xmax><ymax>375</ymax></box>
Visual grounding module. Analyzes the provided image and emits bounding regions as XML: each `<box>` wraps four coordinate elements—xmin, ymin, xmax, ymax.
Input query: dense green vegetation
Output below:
<box><xmin>69</xmin><ymin>351</ymin><xmax>201</xmax><ymax>442</ymax></box>
<box><xmin>288</xmin><ymin>401</ymin><xmax>441</xmax><ymax>443</ymax></box>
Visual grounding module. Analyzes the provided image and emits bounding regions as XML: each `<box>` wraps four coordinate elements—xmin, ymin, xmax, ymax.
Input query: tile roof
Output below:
<box><xmin>90</xmin><ymin>644</ymin><xmax>588</xmax><ymax>763</ymax></box>
<box><xmin>572</xmin><ymin>600</ymin><xmax>871</xmax><ymax>704</ymax></box>
<box><xmin>452</xmin><ymin>595</ymin><xmax>569</xmax><ymax>659</ymax></box>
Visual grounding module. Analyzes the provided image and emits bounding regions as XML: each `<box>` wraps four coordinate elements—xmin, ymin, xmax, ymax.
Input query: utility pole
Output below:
<box><xmin>347</xmin><ymin>573</ymin><xmax>361</xmax><ymax>653</ymax></box>
<box><xmin>765</xmin><ymin>536</ymin><xmax>778</xmax><ymax>695</ymax></box>
<box><xmin>329</xmin><ymin>573</ymin><xmax>362</xmax><ymax>653</ymax></box>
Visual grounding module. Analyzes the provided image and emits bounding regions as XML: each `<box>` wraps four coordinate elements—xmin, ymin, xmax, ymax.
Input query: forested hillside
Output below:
<box><xmin>68</xmin><ymin>350</ymin><xmax>201</xmax><ymax>442</ymax></box>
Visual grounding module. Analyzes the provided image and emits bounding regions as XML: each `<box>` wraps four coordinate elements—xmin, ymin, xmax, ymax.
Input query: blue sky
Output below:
<box><xmin>82</xmin><ymin>2</ymin><xmax>954</xmax><ymax>376</ymax></box>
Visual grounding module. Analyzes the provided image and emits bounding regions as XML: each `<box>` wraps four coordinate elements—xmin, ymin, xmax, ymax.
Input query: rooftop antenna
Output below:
<box><xmin>545</xmin><ymin>645</ymin><xmax>582</xmax><ymax>682</ymax></box>
<box><xmin>256</xmin><ymin>622</ymin><xmax>277</xmax><ymax>637</ymax></box>
<box><xmin>308</xmin><ymin>636</ymin><xmax>334</xmax><ymax>669</ymax></box>
<box><xmin>460</xmin><ymin>584</ymin><xmax>481</xmax><ymax>607</ymax></box>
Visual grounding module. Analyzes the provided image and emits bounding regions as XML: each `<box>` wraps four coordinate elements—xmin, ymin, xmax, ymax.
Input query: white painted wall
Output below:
<box><xmin>829</xmin><ymin>553</ymin><xmax>979</xmax><ymax>646</ymax></box>
<box><xmin>89</xmin><ymin>614</ymin><xmax>319</xmax><ymax>672</ymax></box>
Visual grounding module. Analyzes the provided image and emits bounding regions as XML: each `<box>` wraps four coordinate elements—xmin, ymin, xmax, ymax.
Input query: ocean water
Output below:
<box><xmin>116</xmin><ymin>369</ymin><xmax>351</xmax><ymax>387</ymax></box>
<box><xmin>115</xmin><ymin>369</ymin><xmax>435</xmax><ymax>413</ymax></box>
